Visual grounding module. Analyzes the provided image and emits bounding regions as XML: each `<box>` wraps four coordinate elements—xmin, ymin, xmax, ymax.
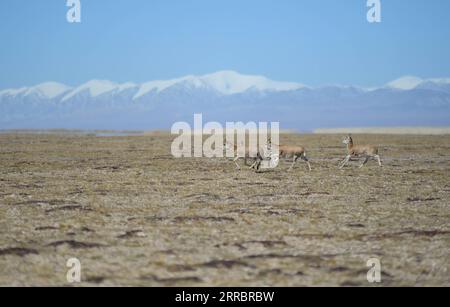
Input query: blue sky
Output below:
<box><xmin>0</xmin><ymin>0</ymin><xmax>449</xmax><ymax>89</ymax></box>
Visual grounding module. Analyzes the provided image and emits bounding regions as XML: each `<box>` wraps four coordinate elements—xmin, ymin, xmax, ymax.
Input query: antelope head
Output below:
<box><xmin>342</xmin><ymin>135</ymin><xmax>353</xmax><ymax>145</ymax></box>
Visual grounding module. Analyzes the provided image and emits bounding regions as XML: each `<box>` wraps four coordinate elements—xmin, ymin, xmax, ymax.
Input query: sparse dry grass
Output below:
<box><xmin>0</xmin><ymin>133</ymin><xmax>449</xmax><ymax>286</ymax></box>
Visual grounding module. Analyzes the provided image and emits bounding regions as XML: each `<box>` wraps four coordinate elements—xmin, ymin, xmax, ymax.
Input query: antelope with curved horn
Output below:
<box><xmin>339</xmin><ymin>135</ymin><xmax>382</xmax><ymax>169</ymax></box>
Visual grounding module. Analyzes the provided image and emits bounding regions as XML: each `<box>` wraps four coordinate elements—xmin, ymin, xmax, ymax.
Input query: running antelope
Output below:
<box><xmin>339</xmin><ymin>135</ymin><xmax>382</xmax><ymax>169</ymax></box>
<box><xmin>268</xmin><ymin>141</ymin><xmax>312</xmax><ymax>171</ymax></box>
<box><xmin>223</xmin><ymin>141</ymin><xmax>265</xmax><ymax>171</ymax></box>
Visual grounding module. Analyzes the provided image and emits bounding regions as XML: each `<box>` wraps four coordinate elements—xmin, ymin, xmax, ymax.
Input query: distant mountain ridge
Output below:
<box><xmin>1</xmin><ymin>71</ymin><xmax>450</xmax><ymax>130</ymax></box>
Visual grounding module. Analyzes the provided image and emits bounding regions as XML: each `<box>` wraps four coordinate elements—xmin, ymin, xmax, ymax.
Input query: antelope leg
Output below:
<box><xmin>339</xmin><ymin>155</ymin><xmax>351</xmax><ymax>169</ymax></box>
<box><xmin>233</xmin><ymin>157</ymin><xmax>241</xmax><ymax>170</ymax></box>
<box><xmin>359</xmin><ymin>156</ymin><xmax>370</xmax><ymax>168</ymax></box>
<box><xmin>302</xmin><ymin>154</ymin><xmax>312</xmax><ymax>171</ymax></box>
<box><xmin>375</xmin><ymin>155</ymin><xmax>382</xmax><ymax>167</ymax></box>
<box><xmin>288</xmin><ymin>156</ymin><xmax>298</xmax><ymax>171</ymax></box>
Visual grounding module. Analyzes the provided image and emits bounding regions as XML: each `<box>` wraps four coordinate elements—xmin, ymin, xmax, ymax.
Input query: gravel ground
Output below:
<box><xmin>0</xmin><ymin>133</ymin><xmax>449</xmax><ymax>286</ymax></box>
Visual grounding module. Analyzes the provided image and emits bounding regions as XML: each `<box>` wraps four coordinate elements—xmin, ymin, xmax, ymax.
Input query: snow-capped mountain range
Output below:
<box><xmin>1</xmin><ymin>71</ymin><xmax>450</xmax><ymax>130</ymax></box>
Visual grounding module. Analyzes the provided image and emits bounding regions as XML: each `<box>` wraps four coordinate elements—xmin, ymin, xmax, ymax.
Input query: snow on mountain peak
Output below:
<box><xmin>26</xmin><ymin>82</ymin><xmax>72</xmax><ymax>99</ymax></box>
<box><xmin>428</xmin><ymin>78</ymin><xmax>450</xmax><ymax>84</ymax></box>
<box><xmin>0</xmin><ymin>82</ymin><xmax>71</xmax><ymax>99</ymax></box>
<box><xmin>387</xmin><ymin>76</ymin><xmax>450</xmax><ymax>91</ymax></box>
<box><xmin>133</xmin><ymin>75</ymin><xmax>199</xmax><ymax>100</ymax></box>
<box><xmin>3</xmin><ymin>72</ymin><xmax>450</xmax><ymax>103</ymax></box>
<box><xmin>62</xmin><ymin>80</ymin><xmax>123</xmax><ymax>101</ymax></box>
<box><xmin>117</xmin><ymin>82</ymin><xmax>138</xmax><ymax>91</ymax></box>
<box><xmin>132</xmin><ymin>71</ymin><xmax>305</xmax><ymax>99</ymax></box>
<box><xmin>0</xmin><ymin>87</ymin><xmax>28</xmax><ymax>97</ymax></box>
<box><xmin>200</xmin><ymin>70</ymin><xmax>305</xmax><ymax>95</ymax></box>
<box><xmin>387</xmin><ymin>76</ymin><xmax>424</xmax><ymax>90</ymax></box>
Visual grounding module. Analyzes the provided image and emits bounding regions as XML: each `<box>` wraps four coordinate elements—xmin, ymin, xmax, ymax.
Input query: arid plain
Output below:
<box><xmin>0</xmin><ymin>132</ymin><xmax>449</xmax><ymax>286</ymax></box>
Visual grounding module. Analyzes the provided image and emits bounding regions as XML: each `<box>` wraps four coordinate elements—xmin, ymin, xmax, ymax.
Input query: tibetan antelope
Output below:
<box><xmin>223</xmin><ymin>141</ymin><xmax>265</xmax><ymax>171</ymax></box>
<box><xmin>339</xmin><ymin>135</ymin><xmax>382</xmax><ymax>169</ymax></box>
<box><xmin>268</xmin><ymin>141</ymin><xmax>312</xmax><ymax>171</ymax></box>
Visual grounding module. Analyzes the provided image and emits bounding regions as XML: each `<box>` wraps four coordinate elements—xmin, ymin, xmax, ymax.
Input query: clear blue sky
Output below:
<box><xmin>0</xmin><ymin>0</ymin><xmax>449</xmax><ymax>89</ymax></box>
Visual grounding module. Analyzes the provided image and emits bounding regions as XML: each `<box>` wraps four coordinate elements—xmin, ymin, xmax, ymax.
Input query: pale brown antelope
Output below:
<box><xmin>339</xmin><ymin>135</ymin><xmax>382</xmax><ymax>169</ymax></box>
<box><xmin>268</xmin><ymin>141</ymin><xmax>312</xmax><ymax>171</ymax></box>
